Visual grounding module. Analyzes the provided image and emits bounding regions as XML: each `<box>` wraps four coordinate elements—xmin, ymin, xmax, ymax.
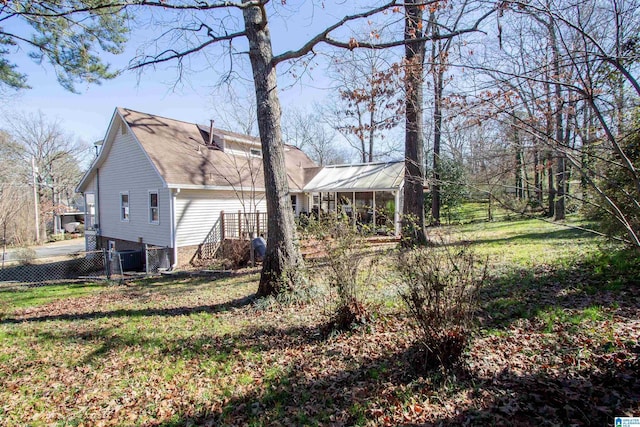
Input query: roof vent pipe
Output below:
<box><xmin>208</xmin><ymin>120</ymin><xmax>214</xmax><ymax>146</ymax></box>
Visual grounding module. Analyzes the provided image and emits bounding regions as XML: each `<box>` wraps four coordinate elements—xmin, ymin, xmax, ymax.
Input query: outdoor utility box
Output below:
<box><xmin>117</xmin><ymin>250</ymin><xmax>143</xmax><ymax>271</ymax></box>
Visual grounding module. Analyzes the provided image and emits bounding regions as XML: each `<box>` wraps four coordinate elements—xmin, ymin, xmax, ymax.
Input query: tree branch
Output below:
<box><xmin>5</xmin><ymin>0</ymin><xmax>258</xmax><ymax>19</ymax></box>
<box><xmin>273</xmin><ymin>1</ymin><xmax>400</xmax><ymax>64</ymax></box>
<box><xmin>273</xmin><ymin>6</ymin><xmax>495</xmax><ymax>65</ymax></box>
<box><xmin>129</xmin><ymin>30</ymin><xmax>246</xmax><ymax>69</ymax></box>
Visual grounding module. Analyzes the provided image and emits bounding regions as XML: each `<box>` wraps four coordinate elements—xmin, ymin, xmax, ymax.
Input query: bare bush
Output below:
<box><xmin>397</xmin><ymin>242</ymin><xmax>487</xmax><ymax>371</ymax></box>
<box><xmin>14</xmin><ymin>247</ymin><xmax>37</xmax><ymax>266</ymax></box>
<box><xmin>305</xmin><ymin>214</ymin><xmax>375</xmax><ymax>331</ymax></box>
<box><xmin>219</xmin><ymin>239</ymin><xmax>251</xmax><ymax>269</ymax></box>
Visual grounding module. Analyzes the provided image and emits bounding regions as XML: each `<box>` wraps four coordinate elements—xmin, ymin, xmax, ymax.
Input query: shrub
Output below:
<box><xmin>582</xmin><ymin>114</ymin><xmax>640</xmax><ymax>245</ymax></box>
<box><xmin>48</xmin><ymin>233</ymin><xmax>65</xmax><ymax>243</ymax></box>
<box><xmin>396</xmin><ymin>242</ymin><xmax>486</xmax><ymax>371</ymax></box>
<box><xmin>219</xmin><ymin>239</ymin><xmax>250</xmax><ymax>269</ymax></box>
<box><xmin>14</xmin><ymin>247</ymin><xmax>37</xmax><ymax>265</ymax></box>
<box><xmin>305</xmin><ymin>214</ymin><xmax>374</xmax><ymax>332</ymax></box>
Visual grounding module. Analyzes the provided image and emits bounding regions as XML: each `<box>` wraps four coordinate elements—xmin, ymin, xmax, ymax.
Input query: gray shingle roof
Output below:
<box><xmin>119</xmin><ymin>108</ymin><xmax>317</xmax><ymax>191</ymax></box>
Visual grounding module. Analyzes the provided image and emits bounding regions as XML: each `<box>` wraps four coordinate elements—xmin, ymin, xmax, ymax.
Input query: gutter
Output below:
<box><xmin>170</xmin><ymin>188</ymin><xmax>180</xmax><ymax>270</ymax></box>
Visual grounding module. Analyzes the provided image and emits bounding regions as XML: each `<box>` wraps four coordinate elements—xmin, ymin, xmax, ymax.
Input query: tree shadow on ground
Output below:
<box><xmin>143</xmin><ymin>248</ymin><xmax>640</xmax><ymax>426</ymax></box>
<box><xmin>479</xmin><ymin>249</ymin><xmax>640</xmax><ymax>330</ymax></box>
<box><xmin>433</xmin><ymin>360</ymin><xmax>639</xmax><ymax>426</ymax></box>
<box><xmin>27</xmin><ymin>319</ymin><xmax>322</xmax><ymax>367</ymax></box>
<box><xmin>125</xmin><ymin>268</ymin><xmax>260</xmax><ymax>289</ymax></box>
<box><xmin>0</xmin><ymin>294</ymin><xmax>257</xmax><ymax>324</ymax></box>
<box><xmin>457</xmin><ymin>226</ymin><xmax>594</xmax><ymax>246</ymax></box>
<box><xmin>4</xmin><ymin>247</ymin><xmax>638</xmax><ymax>426</ymax></box>
<box><xmin>142</xmin><ymin>325</ymin><xmax>638</xmax><ymax>426</ymax></box>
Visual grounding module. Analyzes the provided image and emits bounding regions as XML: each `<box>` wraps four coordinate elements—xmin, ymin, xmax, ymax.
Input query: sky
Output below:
<box><xmin>0</xmin><ymin>42</ymin><xmax>331</xmax><ymax>147</ymax></box>
<box><xmin>0</xmin><ymin>1</ymin><xmax>387</xmax><ymax>146</ymax></box>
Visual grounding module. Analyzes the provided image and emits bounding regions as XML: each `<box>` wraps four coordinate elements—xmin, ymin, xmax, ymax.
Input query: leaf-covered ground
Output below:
<box><xmin>0</xmin><ymin>218</ymin><xmax>638</xmax><ymax>426</ymax></box>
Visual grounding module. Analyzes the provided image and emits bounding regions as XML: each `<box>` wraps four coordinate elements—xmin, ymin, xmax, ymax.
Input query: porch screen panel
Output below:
<box><xmin>355</xmin><ymin>192</ymin><xmax>373</xmax><ymax>224</ymax></box>
<box><xmin>375</xmin><ymin>191</ymin><xmax>395</xmax><ymax>230</ymax></box>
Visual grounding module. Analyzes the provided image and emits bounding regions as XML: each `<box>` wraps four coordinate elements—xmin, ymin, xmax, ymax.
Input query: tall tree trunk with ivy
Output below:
<box><xmin>243</xmin><ymin>2</ymin><xmax>305</xmax><ymax>296</ymax></box>
<box><xmin>402</xmin><ymin>0</ymin><xmax>428</xmax><ymax>245</ymax></box>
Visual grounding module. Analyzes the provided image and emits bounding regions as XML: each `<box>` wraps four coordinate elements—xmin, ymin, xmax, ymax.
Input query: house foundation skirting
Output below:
<box><xmin>98</xmin><ymin>236</ymin><xmax>177</xmax><ymax>267</ymax></box>
<box><xmin>97</xmin><ymin>236</ymin><xmax>145</xmax><ymax>252</ymax></box>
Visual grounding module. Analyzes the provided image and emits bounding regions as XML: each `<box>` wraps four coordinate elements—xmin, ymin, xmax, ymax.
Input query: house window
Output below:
<box><xmin>291</xmin><ymin>194</ymin><xmax>297</xmax><ymax>214</ymax></box>
<box><xmin>85</xmin><ymin>193</ymin><xmax>96</xmax><ymax>229</ymax></box>
<box><xmin>149</xmin><ymin>191</ymin><xmax>159</xmax><ymax>224</ymax></box>
<box><xmin>120</xmin><ymin>192</ymin><xmax>129</xmax><ymax>221</ymax></box>
<box><xmin>250</xmin><ymin>148</ymin><xmax>262</xmax><ymax>157</ymax></box>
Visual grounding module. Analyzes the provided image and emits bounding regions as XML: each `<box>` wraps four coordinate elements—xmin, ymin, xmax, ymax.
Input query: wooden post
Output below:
<box><xmin>238</xmin><ymin>210</ymin><xmax>243</xmax><ymax>238</ymax></box>
<box><xmin>32</xmin><ymin>157</ymin><xmax>41</xmax><ymax>244</ymax></box>
<box><xmin>256</xmin><ymin>211</ymin><xmax>260</xmax><ymax>237</ymax></box>
<box><xmin>220</xmin><ymin>211</ymin><xmax>225</xmax><ymax>240</ymax></box>
<box><xmin>372</xmin><ymin>191</ymin><xmax>376</xmax><ymax>231</ymax></box>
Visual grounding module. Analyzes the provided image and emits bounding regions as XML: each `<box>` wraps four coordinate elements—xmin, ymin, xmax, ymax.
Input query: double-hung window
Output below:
<box><xmin>85</xmin><ymin>193</ymin><xmax>96</xmax><ymax>229</ymax></box>
<box><xmin>149</xmin><ymin>191</ymin><xmax>159</xmax><ymax>224</ymax></box>
<box><xmin>120</xmin><ymin>192</ymin><xmax>129</xmax><ymax>221</ymax></box>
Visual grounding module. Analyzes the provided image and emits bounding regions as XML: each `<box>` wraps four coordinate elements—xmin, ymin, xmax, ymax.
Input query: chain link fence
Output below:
<box><xmin>0</xmin><ymin>250</ymin><xmax>112</xmax><ymax>285</ymax></box>
<box><xmin>145</xmin><ymin>245</ymin><xmax>171</xmax><ymax>274</ymax></box>
<box><xmin>0</xmin><ymin>244</ymin><xmax>172</xmax><ymax>286</ymax></box>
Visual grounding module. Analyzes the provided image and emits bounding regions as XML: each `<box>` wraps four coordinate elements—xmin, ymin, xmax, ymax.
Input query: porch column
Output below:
<box><xmin>352</xmin><ymin>192</ymin><xmax>355</xmax><ymax>224</ymax></box>
<box><xmin>394</xmin><ymin>190</ymin><xmax>401</xmax><ymax>236</ymax></box>
<box><xmin>372</xmin><ymin>191</ymin><xmax>376</xmax><ymax>231</ymax></box>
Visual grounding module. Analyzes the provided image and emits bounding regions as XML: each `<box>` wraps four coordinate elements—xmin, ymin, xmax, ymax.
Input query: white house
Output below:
<box><xmin>77</xmin><ymin>107</ymin><xmax>406</xmax><ymax>268</ymax></box>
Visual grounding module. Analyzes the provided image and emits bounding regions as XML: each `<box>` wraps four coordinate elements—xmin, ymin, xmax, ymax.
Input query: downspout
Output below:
<box><xmin>96</xmin><ymin>168</ymin><xmax>101</xmax><ymax>238</ymax></box>
<box><xmin>170</xmin><ymin>188</ymin><xmax>180</xmax><ymax>269</ymax></box>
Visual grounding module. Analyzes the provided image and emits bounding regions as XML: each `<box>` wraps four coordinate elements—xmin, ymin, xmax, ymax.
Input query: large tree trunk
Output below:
<box><xmin>243</xmin><ymin>3</ymin><xmax>305</xmax><ymax>297</ymax></box>
<box><xmin>546</xmin><ymin>150</ymin><xmax>555</xmax><ymax>218</ymax></box>
<box><xmin>549</xmin><ymin>17</ymin><xmax>566</xmax><ymax>220</ymax></box>
<box><xmin>402</xmin><ymin>0</ymin><xmax>428</xmax><ymax>245</ymax></box>
<box><xmin>430</xmin><ymin>10</ymin><xmax>443</xmax><ymax>226</ymax></box>
<box><xmin>513</xmin><ymin>117</ymin><xmax>524</xmax><ymax>200</ymax></box>
<box><xmin>534</xmin><ymin>146</ymin><xmax>542</xmax><ymax>206</ymax></box>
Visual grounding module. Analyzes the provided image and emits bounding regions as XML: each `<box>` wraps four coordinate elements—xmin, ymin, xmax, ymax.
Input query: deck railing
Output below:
<box><xmin>221</xmin><ymin>210</ymin><xmax>268</xmax><ymax>240</ymax></box>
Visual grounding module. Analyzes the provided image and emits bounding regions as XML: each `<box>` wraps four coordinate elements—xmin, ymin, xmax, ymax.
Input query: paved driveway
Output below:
<box><xmin>2</xmin><ymin>238</ymin><xmax>86</xmax><ymax>261</ymax></box>
<box><xmin>33</xmin><ymin>238</ymin><xmax>86</xmax><ymax>259</ymax></box>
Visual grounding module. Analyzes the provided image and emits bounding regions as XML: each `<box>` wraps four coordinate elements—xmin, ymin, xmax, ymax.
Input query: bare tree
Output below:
<box><xmin>329</xmin><ymin>48</ymin><xmax>404</xmax><ymax>163</ymax></box>
<box><xmin>282</xmin><ymin>108</ymin><xmax>346</xmax><ymax>166</ymax></box>
<box><xmin>3</xmin><ymin>111</ymin><xmax>88</xmax><ymax>241</ymax></box>
<box><xmin>210</xmin><ymin>88</ymin><xmax>259</xmax><ymax>137</ymax></box>
<box><xmin>401</xmin><ymin>0</ymin><xmax>428</xmax><ymax>245</ymax></box>
<box><xmin>426</xmin><ymin>0</ymin><xmax>476</xmax><ymax>225</ymax></box>
<box><xmin>459</xmin><ymin>0</ymin><xmax>640</xmax><ymax>245</ymax></box>
<box><xmin>0</xmin><ymin>131</ymin><xmax>33</xmax><ymax>248</ymax></box>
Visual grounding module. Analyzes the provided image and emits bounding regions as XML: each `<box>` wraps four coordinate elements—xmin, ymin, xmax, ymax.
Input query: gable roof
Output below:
<box><xmin>78</xmin><ymin>107</ymin><xmax>317</xmax><ymax>192</ymax></box>
<box><xmin>303</xmin><ymin>161</ymin><xmax>405</xmax><ymax>192</ymax></box>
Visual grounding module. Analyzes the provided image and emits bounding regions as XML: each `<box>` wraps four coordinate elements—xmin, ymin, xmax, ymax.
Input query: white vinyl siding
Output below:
<box><xmin>175</xmin><ymin>189</ymin><xmax>267</xmax><ymax>247</ymax></box>
<box><xmin>97</xmin><ymin>118</ymin><xmax>171</xmax><ymax>247</ymax></box>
